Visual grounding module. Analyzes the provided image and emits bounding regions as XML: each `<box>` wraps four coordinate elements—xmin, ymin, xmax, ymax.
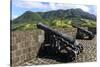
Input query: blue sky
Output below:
<box><xmin>12</xmin><ymin>0</ymin><xmax>96</xmax><ymax>19</ymax></box>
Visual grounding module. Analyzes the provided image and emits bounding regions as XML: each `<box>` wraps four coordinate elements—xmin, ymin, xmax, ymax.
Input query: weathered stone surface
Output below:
<box><xmin>11</xmin><ymin>29</ymin><xmax>96</xmax><ymax>66</ymax></box>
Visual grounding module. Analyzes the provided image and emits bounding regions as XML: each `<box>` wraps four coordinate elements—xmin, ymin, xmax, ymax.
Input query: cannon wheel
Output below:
<box><xmin>76</xmin><ymin>44</ymin><xmax>83</xmax><ymax>53</ymax></box>
<box><xmin>67</xmin><ymin>50</ymin><xmax>77</xmax><ymax>61</ymax></box>
<box><xmin>56</xmin><ymin>50</ymin><xmax>76</xmax><ymax>62</ymax></box>
<box><xmin>76</xmin><ymin>34</ymin><xmax>84</xmax><ymax>39</ymax></box>
<box><xmin>89</xmin><ymin>35</ymin><xmax>94</xmax><ymax>40</ymax></box>
<box><xmin>58</xmin><ymin>47</ymin><xmax>77</xmax><ymax>61</ymax></box>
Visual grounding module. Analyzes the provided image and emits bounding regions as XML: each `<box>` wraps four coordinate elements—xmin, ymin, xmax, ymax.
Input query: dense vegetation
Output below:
<box><xmin>11</xmin><ymin>8</ymin><xmax>96</xmax><ymax>31</ymax></box>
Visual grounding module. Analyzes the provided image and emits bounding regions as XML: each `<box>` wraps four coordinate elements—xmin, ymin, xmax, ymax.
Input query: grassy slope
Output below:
<box><xmin>12</xmin><ymin>18</ymin><xmax>96</xmax><ymax>31</ymax></box>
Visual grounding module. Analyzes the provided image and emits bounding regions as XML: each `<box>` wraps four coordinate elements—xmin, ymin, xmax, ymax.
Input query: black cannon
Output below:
<box><xmin>73</xmin><ymin>25</ymin><xmax>95</xmax><ymax>40</ymax></box>
<box><xmin>37</xmin><ymin>23</ymin><xmax>83</xmax><ymax>62</ymax></box>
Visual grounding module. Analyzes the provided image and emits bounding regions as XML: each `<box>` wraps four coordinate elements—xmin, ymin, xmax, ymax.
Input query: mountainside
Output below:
<box><xmin>12</xmin><ymin>8</ymin><xmax>96</xmax><ymax>31</ymax></box>
<box><xmin>12</xmin><ymin>8</ymin><xmax>96</xmax><ymax>24</ymax></box>
<box><xmin>40</xmin><ymin>9</ymin><xmax>96</xmax><ymax>21</ymax></box>
<box><xmin>13</xmin><ymin>11</ymin><xmax>44</xmax><ymax>24</ymax></box>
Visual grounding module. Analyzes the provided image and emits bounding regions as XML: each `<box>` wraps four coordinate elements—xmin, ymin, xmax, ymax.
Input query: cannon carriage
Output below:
<box><xmin>72</xmin><ymin>25</ymin><xmax>95</xmax><ymax>40</ymax></box>
<box><xmin>37</xmin><ymin>23</ymin><xmax>83</xmax><ymax>62</ymax></box>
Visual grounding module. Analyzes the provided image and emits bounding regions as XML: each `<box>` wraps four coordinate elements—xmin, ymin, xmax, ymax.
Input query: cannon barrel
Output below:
<box><xmin>37</xmin><ymin>23</ymin><xmax>75</xmax><ymax>44</ymax></box>
<box><xmin>73</xmin><ymin>25</ymin><xmax>94</xmax><ymax>36</ymax></box>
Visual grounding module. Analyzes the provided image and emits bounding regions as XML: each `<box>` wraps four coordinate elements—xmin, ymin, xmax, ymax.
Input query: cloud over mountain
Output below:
<box><xmin>12</xmin><ymin>0</ymin><xmax>96</xmax><ymax>14</ymax></box>
<box><xmin>12</xmin><ymin>0</ymin><xmax>96</xmax><ymax>20</ymax></box>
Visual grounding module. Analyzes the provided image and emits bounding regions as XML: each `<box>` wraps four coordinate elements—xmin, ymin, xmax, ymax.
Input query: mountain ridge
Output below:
<box><xmin>12</xmin><ymin>8</ymin><xmax>96</xmax><ymax>24</ymax></box>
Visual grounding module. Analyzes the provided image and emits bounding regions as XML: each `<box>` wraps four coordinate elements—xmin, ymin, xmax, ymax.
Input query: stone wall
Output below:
<box><xmin>10</xmin><ymin>28</ymin><xmax>76</xmax><ymax>66</ymax></box>
<box><xmin>11</xmin><ymin>30</ymin><xmax>43</xmax><ymax>66</ymax></box>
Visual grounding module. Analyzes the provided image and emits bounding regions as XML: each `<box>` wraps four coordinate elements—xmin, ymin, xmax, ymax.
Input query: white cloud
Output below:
<box><xmin>49</xmin><ymin>3</ymin><xmax>90</xmax><ymax>12</ymax></box>
<box><xmin>12</xmin><ymin>0</ymin><xmax>48</xmax><ymax>9</ymax></box>
<box><xmin>49</xmin><ymin>3</ymin><xmax>96</xmax><ymax>15</ymax></box>
<box><xmin>12</xmin><ymin>0</ymin><xmax>96</xmax><ymax>14</ymax></box>
<box><xmin>73</xmin><ymin>5</ymin><xmax>89</xmax><ymax>12</ymax></box>
<box><xmin>12</xmin><ymin>15</ymin><xmax>18</xmax><ymax>20</ymax></box>
<box><xmin>49</xmin><ymin>3</ymin><xmax>56</xmax><ymax>10</ymax></box>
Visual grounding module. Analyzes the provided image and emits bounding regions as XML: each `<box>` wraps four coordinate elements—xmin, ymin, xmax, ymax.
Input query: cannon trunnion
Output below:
<box><xmin>37</xmin><ymin>23</ymin><xmax>83</xmax><ymax>62</ymax></box>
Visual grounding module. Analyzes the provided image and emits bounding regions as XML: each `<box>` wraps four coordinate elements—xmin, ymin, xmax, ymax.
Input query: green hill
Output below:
<box><xmin>13</xmin><ymin>11</ymin><xmax>44</xmax><ymax>24</ymax></box>
<box><xmin>11</xmin><ymin>8</ymin><xmax>96</xmax><ymax>31</ymax></box>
